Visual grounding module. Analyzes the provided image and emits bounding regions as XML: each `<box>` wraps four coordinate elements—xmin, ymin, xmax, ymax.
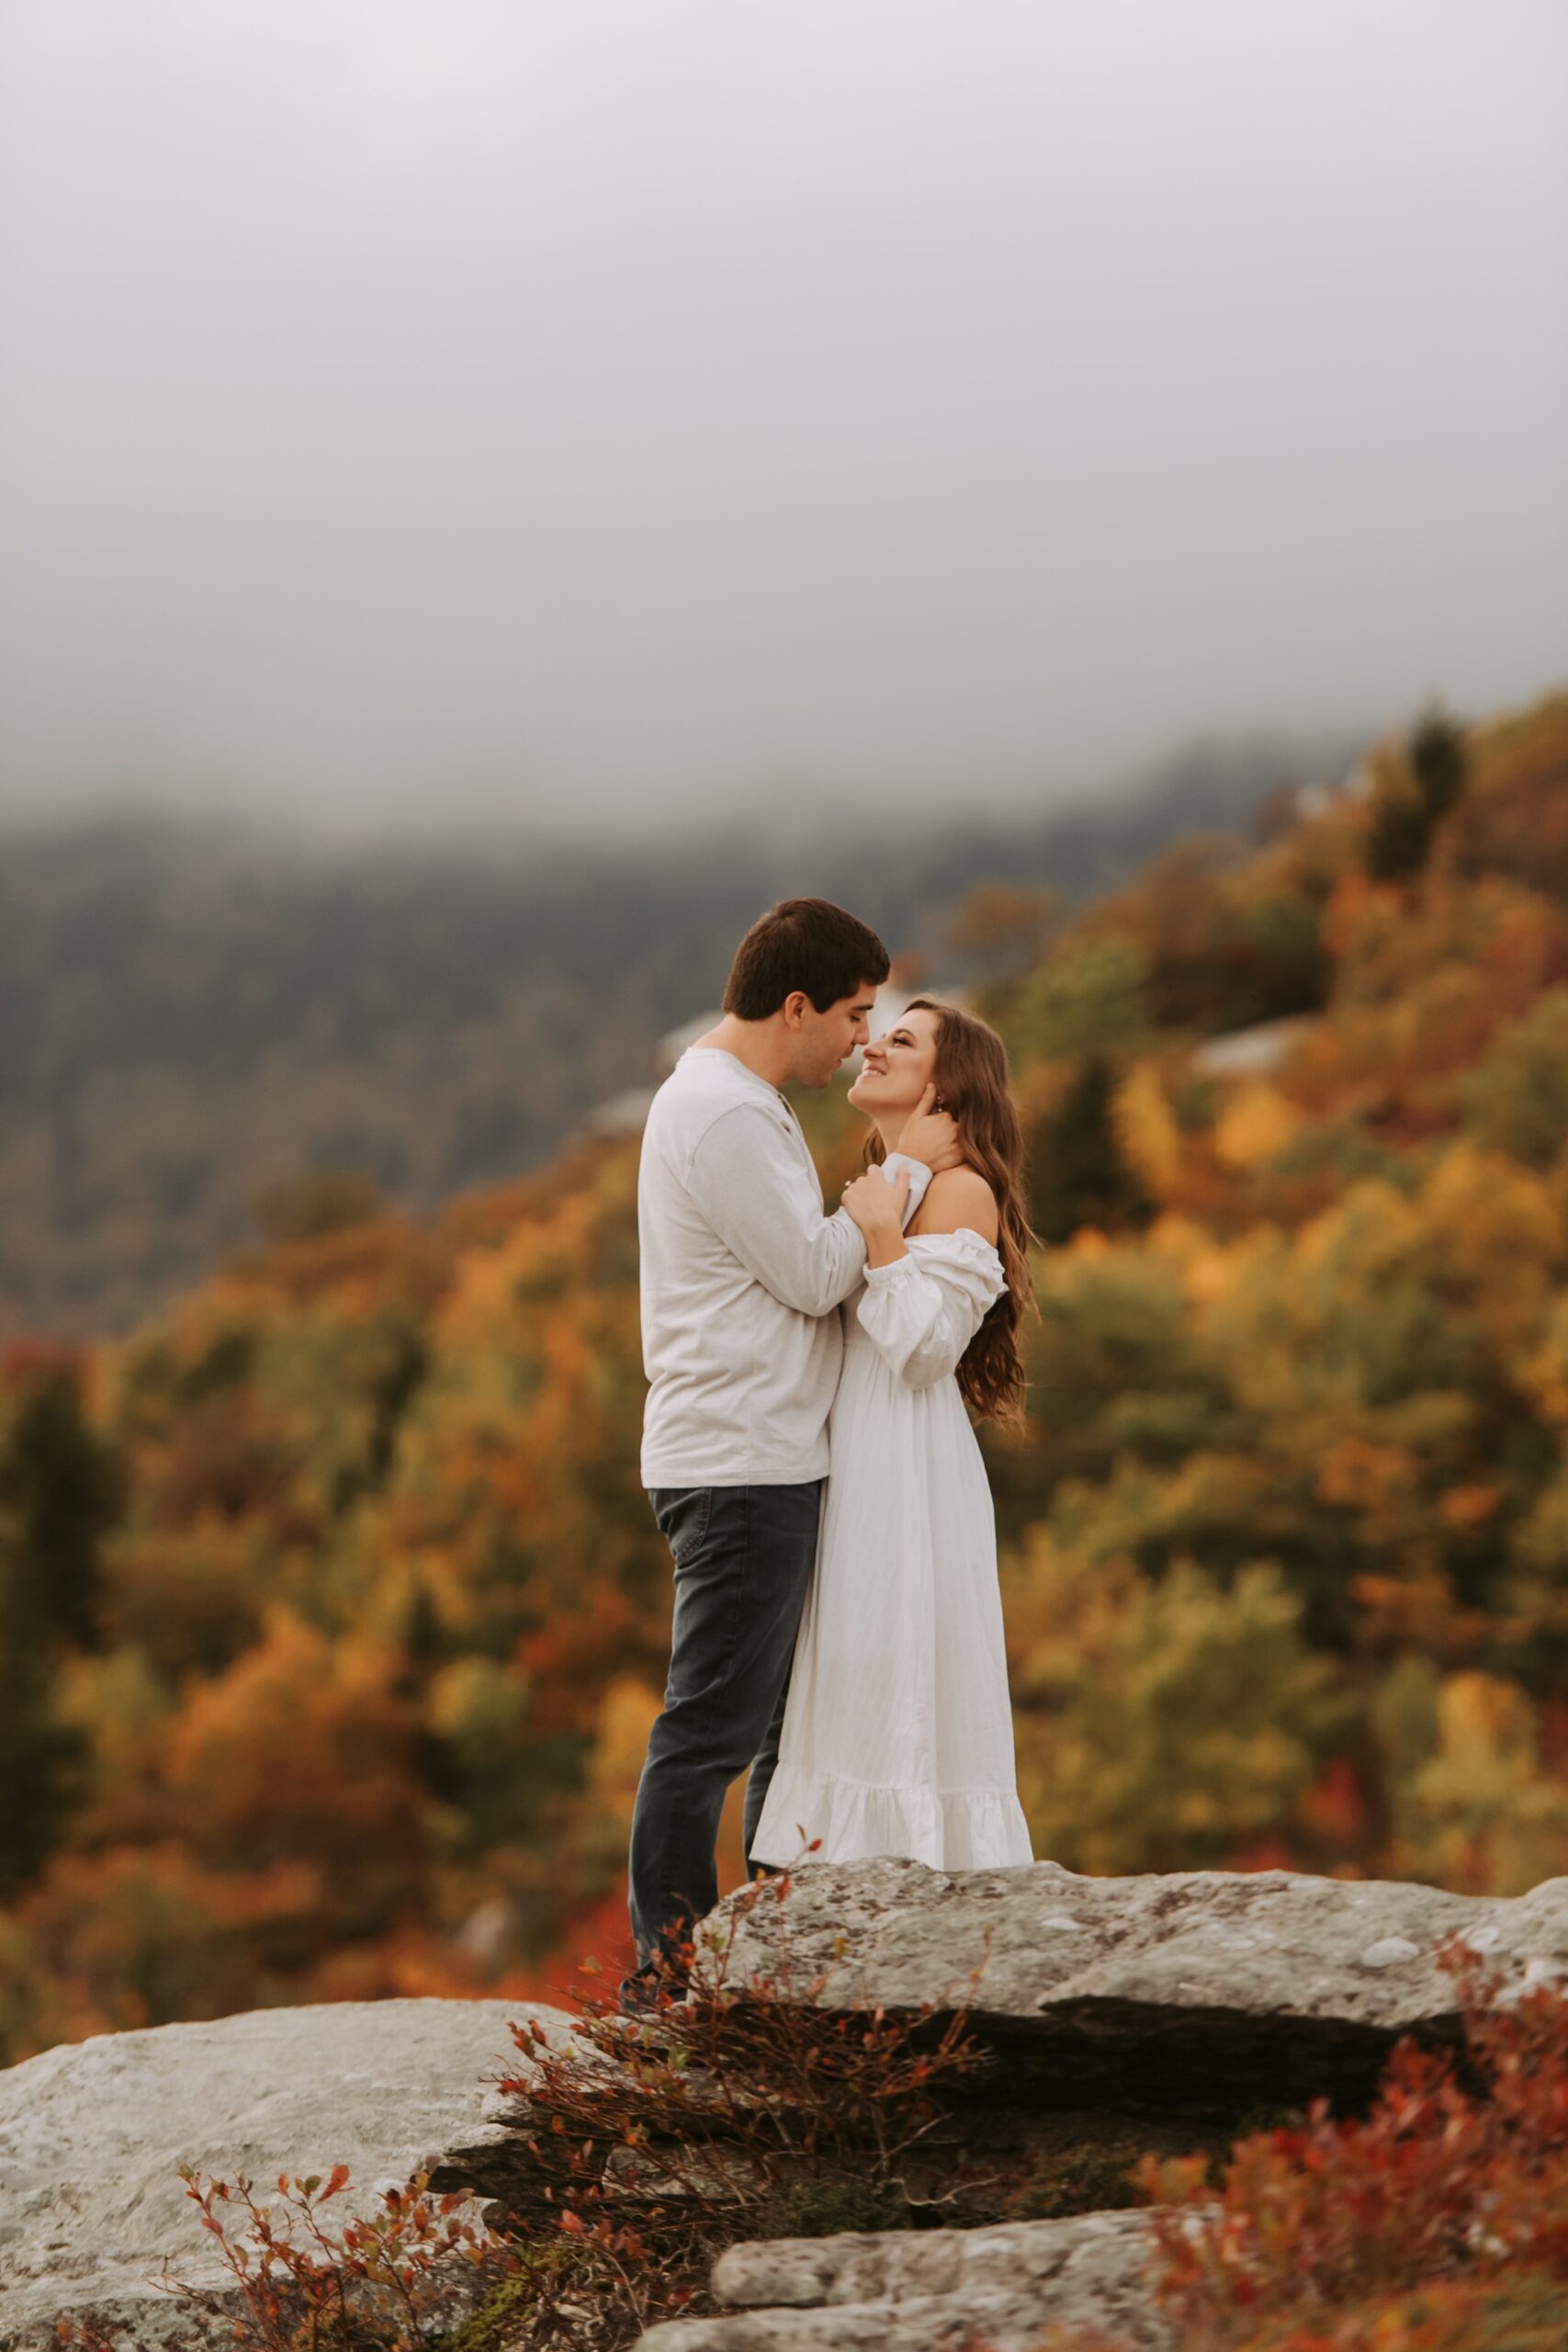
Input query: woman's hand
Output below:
<box><xmin>840</xmin><ymin>1165</ymin><xmax>910</xmax><ymax>1268</ymax></box>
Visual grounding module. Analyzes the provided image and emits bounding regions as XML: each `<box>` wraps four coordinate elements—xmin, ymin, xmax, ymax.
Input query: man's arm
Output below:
<box><xmin>685</xmin><ymin>1103</ymin><xmax>869</xmax><ymax>1317</ymax></box>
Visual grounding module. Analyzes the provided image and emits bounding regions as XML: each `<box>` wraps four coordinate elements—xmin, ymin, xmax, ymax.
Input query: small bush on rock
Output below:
<box><xmin>492</xmin><ymin>1867</ymin><xmax>986</xmax><ymax>2339</ymax></box>
<box><xmin>1109</xmin><ymin>1941</ymin><xmax>1568</xmax><ymax>2351</ymax></box>
<box><xmin>173</xmin><ymin>2164</ymin><xmax>517</xmax><ymax>2351</ymax></box>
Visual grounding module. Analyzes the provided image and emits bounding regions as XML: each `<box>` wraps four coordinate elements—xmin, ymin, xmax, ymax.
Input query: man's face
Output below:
<box><xmin>785</xmin><ymin>984</ymin><xmax>879</xmax><ymax>1087</ymax></box>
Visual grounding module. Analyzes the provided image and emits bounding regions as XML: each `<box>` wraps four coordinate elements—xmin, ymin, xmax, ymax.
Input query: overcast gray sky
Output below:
<box><xmin>1</xmin><ymin>0</ymin><xmax>1564</xmax><ymax>839</ymax></box>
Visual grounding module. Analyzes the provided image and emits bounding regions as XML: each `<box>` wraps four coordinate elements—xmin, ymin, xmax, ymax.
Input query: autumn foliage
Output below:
<box><xmin>2</xmin><ymin>692</ymin><xmax>1568</xmax><ymax>2063</ymax></box>
<box><xmin>1105</xmin><ymin>1943</ymin><xmax>1568</xmax><ymax>2351</ymax></box>
<box><xmin>172</xmin><ymin>2164</ymin><xmax>514</xmax><ymax>2352</ymax></box>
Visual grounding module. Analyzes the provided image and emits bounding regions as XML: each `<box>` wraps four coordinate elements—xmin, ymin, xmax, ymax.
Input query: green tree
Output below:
<box><xmin>1025</xmin><ymin>1054</ymin><xmax>1152</xmax><ymax>1245</ymax></box>
<box><xmin>0</xmin><ymin>1512</ymin><xmax>85</xmax><ymax>1894</ymax></box>
<box><xmin>1462</xmin><ymin>988</ymin><xmax>1568</xmax><ymax>1169</ymax></box>
<box><xmin>0</xmin><ymin>1352</ymin><xmax>124</xmax><ymax>1892</ymax></box>
<box><xmin>0</xmin><ymin>1348</ymin><xmax>123</xmax><ymax>1650</ymax></box>
<box><xmin>1009</xmin><ymin>1543</ymin><xmax>1345</xmax><ymax>1874</ymax></box>
<box><xmin>1010</xmin><ymin>931</ymin><xmax>1152</xmax><ymax>1065</ymax></box>
<box><xmin>1364</xmin><ymin>707</ymin><xmax>1468</xmax><ymax>881</ymax></box>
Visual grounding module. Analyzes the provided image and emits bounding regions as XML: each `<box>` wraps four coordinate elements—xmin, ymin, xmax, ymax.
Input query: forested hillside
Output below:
<box><xmin>0</xmin><ymin>736</ymin><xmax>1338</xmax><ymax>1339</ymax></box>
<box><xmin>1</xmin><ymin>689</ymin><xmax>1565</xmax><ymax>2063</ymax></box>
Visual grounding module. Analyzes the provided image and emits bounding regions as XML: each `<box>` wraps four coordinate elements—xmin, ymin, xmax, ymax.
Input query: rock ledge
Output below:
<box><xmin>0</xmin><ymin>1996</ymin><xmax>570</xmax><ymax>2351</ymax></box>
<box><xmin>711</xmin><ymin>1858</ymin><xmax>1567</xmax><ymax>2109</ymax></box>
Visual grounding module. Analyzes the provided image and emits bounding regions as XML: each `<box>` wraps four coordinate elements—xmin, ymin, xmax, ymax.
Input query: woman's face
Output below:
<box><xmin>848</xmin><ymin>1005</ymin><xmax>942</xmax><ymax>1118</ymax></box>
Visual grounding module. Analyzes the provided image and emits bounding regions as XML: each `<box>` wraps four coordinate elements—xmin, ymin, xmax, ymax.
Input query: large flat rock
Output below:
<box><xmin>0</xmin><ymin>1996</ymin><xmax>569</xmax><ymax>2350</ymax></box>
<box><xmin>637</xmin><ymin>2211</ymin><xmax>1170</xmax><ymax>2351</ymax></box>
<box><xmin>710</xmin><ymin>1860</ymin><xmax>1568</xmax><ymax>2110</ymax></box>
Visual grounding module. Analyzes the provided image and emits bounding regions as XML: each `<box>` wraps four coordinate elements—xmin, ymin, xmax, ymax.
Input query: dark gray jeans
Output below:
<box><xmin>626</xmin><ymin>1480</ymin><xmax>823</xmax><ymax>1972</ymax></box>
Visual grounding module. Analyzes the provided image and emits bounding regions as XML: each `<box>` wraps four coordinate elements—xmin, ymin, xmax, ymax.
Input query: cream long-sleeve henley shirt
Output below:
<box><xmin>637</xmin><ymin>1046</ymin><xmax>931</xmax><ymax>1487</ymax></box>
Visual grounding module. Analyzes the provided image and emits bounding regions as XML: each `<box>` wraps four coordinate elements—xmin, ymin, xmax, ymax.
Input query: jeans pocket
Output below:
<box><xmin>651</xmin><ymin>1487</ymin><xmax>714</xmax><ymax>1568</ymax></box>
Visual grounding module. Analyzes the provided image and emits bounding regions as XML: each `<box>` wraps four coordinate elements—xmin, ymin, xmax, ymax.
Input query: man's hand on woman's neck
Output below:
<box><xmin>886</xmin><ymin>1086</ymin><xmax>965</xmax><ymax>1174</ymax></box>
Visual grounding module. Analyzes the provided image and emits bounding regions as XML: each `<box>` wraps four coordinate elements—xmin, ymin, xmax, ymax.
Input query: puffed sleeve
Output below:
<box><xmin>854</xmin><ymin>1229</ymin><xmax>1007</xmax><ymax>1389</ymax></box>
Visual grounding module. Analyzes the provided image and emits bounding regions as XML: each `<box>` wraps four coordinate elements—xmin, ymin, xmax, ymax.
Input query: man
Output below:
<box><xmin>626</xmin><ymin>897</ymin><xmax>959</xmax><ymax>1996</ymax></box>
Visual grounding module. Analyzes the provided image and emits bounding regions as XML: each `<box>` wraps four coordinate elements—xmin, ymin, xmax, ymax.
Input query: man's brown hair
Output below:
<box><xmin>722</xmin><ymin>898</ymin><xmax>891</xmax><ymax>1021</ymax></box>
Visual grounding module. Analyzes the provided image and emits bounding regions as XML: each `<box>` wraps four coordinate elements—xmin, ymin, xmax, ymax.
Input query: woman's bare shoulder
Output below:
<box><xmin>909</xmin><ymin>1165</ymin><xmax>1000</xmax><ymax>1243</ymax></box>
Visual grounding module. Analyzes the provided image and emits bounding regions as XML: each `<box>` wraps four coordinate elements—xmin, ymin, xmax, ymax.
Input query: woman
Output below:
<box><xmin>750</xmin><ymin>998</ymin><xmax>1035</xmax><ymax>1872</ymax></box>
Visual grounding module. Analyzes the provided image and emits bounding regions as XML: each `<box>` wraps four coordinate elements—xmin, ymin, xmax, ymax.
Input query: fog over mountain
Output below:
<box><xmin>0</xmin><ymin>726</ymin><xmax>1358</xmax><ymax>1337</ymax></box>
<box><xmin>2</xmin><ymin>2</ymin><xmax>1564</xmax><ymax>840</ymax></box>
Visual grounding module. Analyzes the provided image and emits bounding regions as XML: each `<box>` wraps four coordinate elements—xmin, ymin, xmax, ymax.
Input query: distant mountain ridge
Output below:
<box><xmin>0</xmin><ymin>734</ymin><xmax>1348</xmax><ymax>1337</ymax></box>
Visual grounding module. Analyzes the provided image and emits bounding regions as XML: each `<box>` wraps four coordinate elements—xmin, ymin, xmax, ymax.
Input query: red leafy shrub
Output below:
<box><xmin>494</xmin><ymin>1867</ymin><xmax>987</xmax><ymax>2338</ymax></box>
<box><xmin>175</xmin><ymin>2164</ymin><xmax>514</xmax><ymax>2351</ymax></box>
<box><xmin>54</xmin><ymin>2166</ymin><xmax>518</xmax><ymax>2352</ymax></box>
<box><xmin>1041</xmin><ymin>2276</ymin><xmax>1568</xmax><ymax>2352</ymax></box>
<box><xmin>1130</xmin><ymin>1939</ymin><xmax>1568</xmax><ymax>2346</ymax></box>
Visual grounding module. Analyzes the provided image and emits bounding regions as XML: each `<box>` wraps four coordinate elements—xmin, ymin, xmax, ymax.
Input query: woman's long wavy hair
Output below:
<box><xmin>863</xmin><ymin>997</ymin><xmax>1035</xmax><ymax>1428</ymax></box>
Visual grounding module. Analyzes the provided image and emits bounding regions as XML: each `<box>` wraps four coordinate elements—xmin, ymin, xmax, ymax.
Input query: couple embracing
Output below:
<box><xmin>626</xmin><ymin>897</ymin><xmax>1033</xmax><ymax>1998</ymax></box>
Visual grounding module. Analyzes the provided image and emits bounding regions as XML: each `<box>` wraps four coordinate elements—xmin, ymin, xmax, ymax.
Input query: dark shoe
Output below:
<box><xmin>617</xmin><ymin>1965</ymin><xmax>688</xmax><ymax>2018</ymax></box>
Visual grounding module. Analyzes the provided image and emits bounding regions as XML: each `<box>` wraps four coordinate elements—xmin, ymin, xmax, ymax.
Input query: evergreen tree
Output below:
<box><xmin>0</xmin><ymin>1353</ymin><xmax>122</xmax><ymax>1893</ymax></box>
<box><xmin>1364</xmin><ymin>707</ymin><xmax>1468</xmax><ymax>881</ymax></box>
<box><xmin>1027</xmin><ymin>1053</ymin><xmax>1152</xmax><ymax>1244</ymax></box>
<box><xmin>0</xmin><ymin>1351</ymin><xmax>123</xmax><ymax>1651</ymax></box>
<box><xmin>0</xmin><ymin>1511</ymin><xmax>85</xmax><ymax>1893</ymax></box>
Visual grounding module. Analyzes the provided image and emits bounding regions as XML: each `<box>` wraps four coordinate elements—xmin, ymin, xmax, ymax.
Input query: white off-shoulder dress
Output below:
<box><xmin>750</xmin><ymin>1225</ymin><xmax>1034</xmax><ymax>1872</ymax></box>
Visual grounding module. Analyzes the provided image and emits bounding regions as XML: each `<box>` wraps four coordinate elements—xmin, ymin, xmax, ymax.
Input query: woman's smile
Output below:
<box><xmin>850</xmin><ymin>1012</ymin><xmax>939</xmax><ymax>1111</ymax></box>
